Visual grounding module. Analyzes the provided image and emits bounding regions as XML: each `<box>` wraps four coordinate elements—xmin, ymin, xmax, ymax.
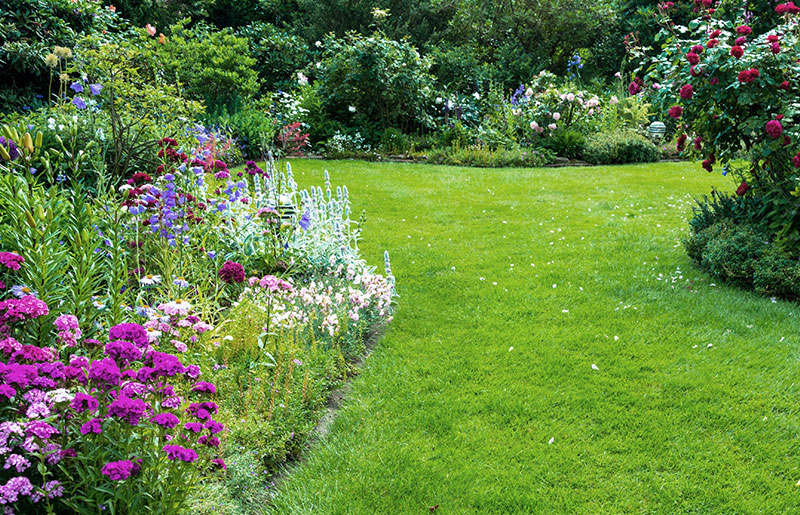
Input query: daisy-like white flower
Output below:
<box><xmin>173</xmin><ymin>276</ymin><xmax>190</xmax><ymax>288</ymax></box>
<box><xmin>91</xmin><ymin>296</ymin><xmax>106</xmax><ymax>310</ymax></box>
<box><xmin>159</xmin><ymin>299</ymin><xmax>192</xmax><ymax>316</ymax></box>
<box><xmin>10</xmin><ymin>285</ymin><xmax>36</xmax><ymax>298</ymax></box>
<box><xmin>145</xmin><ymin>327</ymin><xmax>162</xmax><ymax>342</ymax></box>
<box><xmin>140</xmin><ymin>274</ymin><xmax>161</xmax><ymax>286</ymax></box>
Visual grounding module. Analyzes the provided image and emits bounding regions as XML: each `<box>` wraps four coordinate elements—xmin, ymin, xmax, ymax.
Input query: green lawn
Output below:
<box><xmin>266</xmin><ymin>160</ymin><xmax>800</xmax><ymax>514</ymax></box>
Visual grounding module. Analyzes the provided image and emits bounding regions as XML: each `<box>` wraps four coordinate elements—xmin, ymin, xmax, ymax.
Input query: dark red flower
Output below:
<box><xmin>677</xmin><ymin>133</ymin><xmax>688</xmax><ymax>151</ymax></box>
<box><xmin>766</xmin><ymin>119</ymin><xmax>783</xmax><ymax>139</ymax></box>
<box><xmin>707</xmin><ymin>39</ymin><xmax>718</xmax><ymax>48</ymax></box>
<box><xmin>736</xmin><ymin>25</ymin><xmax>752</xmax><ymax>35</ymax></box>
<box><xmin>779</xmin><ymin>81</ymin><xmax>790</xmax><ymax>90</ymax></box>
<box><xmin>680</xmin><ymin>84</ymin><xmax>694</xmax><ymax>100</ymax></box>
<box><xmin>736</xmin><ymin>182</ymin><xmax>750</xmax><ymax>196</ymax></box>
<box><xmin>771</xmin><ymin>42</ymin><xmax>781</xmax><ymax>54</ymax></box>
<box><xmin>687</xmin><ymin>52</ymin><xmax>700</xmax><ymax>65</ymax></box>
<box><xmin>730</xmin><ymin>45</ymin><xmax>744</xmax><ymax>58</ymax></box>
<box><xmin>737</xmin><ymin>69</ymin><xmax>760</xmax><ymax>83</ymax></box>
<box><xmin>710</xmin><ymin>29</ymin><xmax>721</xmax><ymax>38</ymax></box>
<box><xmin>668</xmin><ymin>106</ymin><xmax>683</xmax><ymax>119</ymax></box>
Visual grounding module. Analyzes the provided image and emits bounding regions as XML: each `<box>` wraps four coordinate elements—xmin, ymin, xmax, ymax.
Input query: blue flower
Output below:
<box><xmin>73</xmin><ymin>97</ymin><xmax>87</xmax><ymax>109</ymax></box>
<box><xmin>89</xmin><ymin>83</ymin><xmax>103</xmax><ymax>96</ymax></box>
<box><xmin>70</xmin><ymin>82</ymin><xmax>84</xmax><ymax>93</ymax></box>
<box><xmin>299</xmin><ymin>210</ymin><xmax>312</xmax><ymax>230</ymax></box>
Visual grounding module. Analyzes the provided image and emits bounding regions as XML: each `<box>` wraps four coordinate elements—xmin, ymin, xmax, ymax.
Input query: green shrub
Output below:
<box><xmin>380</xmin><ymin>128</ymin><xmax>409</xmax><ymax>154</ymax></box>
<box><xmin>753</xmin><ymin>248</ymin><xmax>800</xmax><ymax>297</ymax></box>
<box><xmin>236</xmin><ymin>22</ymin><xmax>309</xmax><ymax>93</ymax></box>
<box><xmin>146</xmin><ymin>20</ymin><xmax>260</xmax><ymax>117</ymax></box>
<box><xmin>688</xmin><ymin>189</ymin><xmax>767</xmax><ymax>236</ymax></box>
<box><xmin>427</xmin><ymin>146</ymin><xmax>553</xmax><ymax>168</ymax></box>
<box><xmin>584</xmin><ymin>130</ymin><xmax>660</xmax><ymax>165</ymax></box>
<box><xmin>318</xmin><ymin>31</ymin><xmax>434</xmax><ymax>132</ymax></box>
<box><xmin>222</xmin><ymin>97</ymin><xmax>279</xmax><ymax>158</ymax></box>
<box><xmin>700</xmin><ymin>222</ymin><xmax>768</xmax><ymax>283</ymax></box>
<box><xmin>542</xmin><ymin>129</ymin><xmax>586</xmax><ymax>159</ymax></box>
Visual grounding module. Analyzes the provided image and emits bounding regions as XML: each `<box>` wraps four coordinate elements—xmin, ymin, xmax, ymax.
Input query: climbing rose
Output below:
<box><xmin>793</xmin><ymin>153</ymin><xmax>800</xmax><ymax>168</ymax></box>
<box><xmin>766</xmin><ymin>120</ymin><xmax>783</xmax><ymax>139</ymax></box>
<box><xmin>668</xmin><ymin>106</ymin><xmax>683</xmax><ymax>119</ymax></box>
<box><xmin>687</xmin><ymin>52</ymin><xmax>700</xmax><ymax>65</ymax></box>
<box><xmin>730</xmin><ymin>46</ymin><xmax>744</xmax><ymax>58</ymax></box>
<box><xmin>736</xmin><ymin>25</ymin><xmax>752</xmax><ymax>35</ymax></box>
<box><xmin>680</xmin><ymin>84</ymin><xmax>693</xmax><ymax>100</ymax></box>
<box><xmin>737</xmin><ymin>69</ymin><xmax>760</xmax><ymax>83</ymax></box>
<box><xmin>776</xmin><ymin>2</ymin><xmax>800</xmax><ymax>14</ymax></box>
<box><xmin>706</xmin><ymin>39</ymin><xmax>718</xmax><ymax>48</ymax></box>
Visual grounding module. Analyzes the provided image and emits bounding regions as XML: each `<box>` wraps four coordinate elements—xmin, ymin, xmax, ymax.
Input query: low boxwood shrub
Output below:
<box><xmin>753</xmin><ymin>248</ymin><xmax>800</xmax><ymax>298</ymax></box>
<box><xmin>584</xmin><ymin>130</ymin><xmax>661</xmax><ymax>165</ymax></box>
<box><xmin>426</xmin><ymin>146</ymin><xmax>553</xmax><ymax>168</ymax></box>
<box><xmin>700</xmin><ymin>222</ymin><xmax>769</xmax><ymax>283</ymax></box>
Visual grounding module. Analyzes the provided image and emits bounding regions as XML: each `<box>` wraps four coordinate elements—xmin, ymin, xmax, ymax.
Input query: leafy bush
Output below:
<box><xmin>0</xmin><ymin>0</ymin><xmax>119</xmax><ymax>111</ymax></box>
<box><xmin>752</xmin><ymin>247</ymin><xmax>800</xmax><ymax>297</ymax></box>
<box><xmin>222</xmin><ymin>98</ymin><xmax>279</xmax><ymax>158</ymax></box>
<box><xmin>318</xmin><ymin>32</ymin><xmax>434</xmax><ymax>132</ymax></box>
<box><xmin>584</xmin><ymin>130</ymin><xmax>661</xmax><ymax>165</ymax></box>
<box><xmin>427</xmin><ymin>146</ymin><xmax>554</xmax><ymax>168</ymax></box>
<box><xmin>701</xmin><ymin>222</ymin><xmax>767</xmax><ymax>282</ymax></box>
<box><xmin>144</xmin><ymin>20</ymin><xmax>259</xmax><ymax>117</ymax></box>
<box><xmin>236</xmin><ymin>22</ymin><xmax>310</xmax><ymax>93</ymax></box>
<box><xmin>542</xmin><ymin>129</ymin><xmax>585</xmax><ymax>159</ymax></box>
<box><xmin>638</xmin><ymin>3</ymin><xmax>800</xmax><ymax>249</ymax></box>
<box><xmin>380</xmin><ymin>128</ymin><xmax>409</xmax><ymax>154</ymax></box>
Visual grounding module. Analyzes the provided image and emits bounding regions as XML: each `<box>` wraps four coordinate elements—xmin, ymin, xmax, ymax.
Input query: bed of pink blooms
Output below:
<box><xmin>242</xmin><ymin>262</ymin><xmax>394</xmax><ymax>339</ymax></box>
<box><xmin>0</xmin><ymin>252</ymin><xmax>224</xmax><ymax>514</ymax></box>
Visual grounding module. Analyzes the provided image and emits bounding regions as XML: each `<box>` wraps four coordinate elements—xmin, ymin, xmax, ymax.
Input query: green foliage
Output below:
<box><xmin>318</xmin><ymin>31</ymin><xmax>434</xmax><ymax>132</ymax></box>
<box><xmin>236</xmin><ymin>22</ymin><xmax>310</xmax><ymax>93</ymax></box>
<box><xmin>0</xmin><ymin>0</ymin><xmax>119</xmax><ymax>111</ymax></box>
<box><xmin>752</xmin><ymin>247</ymin><xmax>800</xmax><ymax>297</ymax></box>
<box><xmin>427</xmin><ymin>146</ymin><xmax>554</xmax><ymax>168</ymax></box>
<box><xmin>584</xmin><ymin>130</ymin><xmax>661</xmax><ymax>165</ymax></box>
<box><xmin>542</xmin><ymin>129</ymin><xmax>585</xmax><ymax>159</ymax></box>
<box><xmin>701</xmin><ymin>221</ymin><xmax>768</xmax><ymax>282</ymax></box>
<box><xmin>221</xmin><ymin>97</ymin><xmax>279</xmax><ymax>158</ymax></box>
<box><xmin>380</xmin><ymin>128</ymin><xmax>409</xmax><ymax>154</ymax></box>
<box><xmin>72</xmin><ymin>38</ymin><xmax>203</xmax><ymax>181</ymax></box>
<box><xmin>143</xmin><ymin>20</ymin><xmax>259</xmax><ymax>116</ymax></box>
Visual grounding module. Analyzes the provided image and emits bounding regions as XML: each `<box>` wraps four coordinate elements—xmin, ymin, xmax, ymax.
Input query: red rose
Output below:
<box><xmin>730</xmin><ymin>45</ymin><xmax>744</xmax><ymax>58</ymax></box>
<box><xmin>771</xmin><ymin>42</ymin><xmax>781</xmax><ymax>54</ymax></box>
<box><xmin>694</xmin><ymin>137</ymin><xmax>702</xmax><ymax>150</ymax></box>
<box><xmin>691</xmin><ymin>44</ymin><xmax>704</xmax><ymax>53</ymax></box>
<box><xmin>736</xmin><ymin>25</ymin><xmax>752</xmax><ymax>35</ymax></box>
<box><xmin>707</xmin><ymin>39</ymin><xmax>718</xmax><ymax>48</ymax></box>
<box><xmin>735</xmin><ymin>36</ymin><xmax>747</xmax><ymax>45</ymax></box>
<box><xmin>690</xmin><ymin>65</ymin><xmax>703</xmax><ymax>77</ymax></box>
<box><xmin>676</xmin><ymin>133</ymin><xmax>688</xmax><ymax>151</ymax></box>
<box><xmin>767</xmin><ymin>34</ymin><xmax>780</xmax><ymax>43</ymax></box>
<box><xmin>687</xmin><ymin>52</ymin><xmax>700</xmax><ymax>65</ymax></box>
<box><xmin>793</xmin><ymin>153</ymin><xmax>800</xmax><ymax>168</ymax></box>
<box><xmin>765</xmin><ymin>119</ymin><xmax>783</xmax><ymax>139</ymax></box>
<box><xmin>669</xmin><ymin>106</ymin><xmax>683</xmax><ymax>119</ymax></box>
<box><xmin>710</xmin><ymin>29</ymin><xmax>721</xmax><ymax>38</ymax></box>
<box><xmin>737</xmin><ymin>69</ymin><xmax>759</xmax><ymax>83</ymax></box>
<box><xmin>779</xmin><ymin>81</ymin><xmax>790</xmax><ymax>90</ymax></box>
<box><xmin>702</xmin><ymin>159</ymin><xmax>713</xmax><ymax>172</ymax></box>
<box><xmin>736</xmin><ymin>182</ymin><xmax>750</xmax><ymax>196</ymax></box>
<box><xmin>680</xmin><ymin>84</ymin><xmax>694</xmax><ymax>99</ymax></box>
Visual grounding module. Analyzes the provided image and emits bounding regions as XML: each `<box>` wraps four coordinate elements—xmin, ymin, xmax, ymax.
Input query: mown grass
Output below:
<box><xmin>264</xmin><ymin>159</ymin><xmax>800</xmax><ymax>514</ymax></box>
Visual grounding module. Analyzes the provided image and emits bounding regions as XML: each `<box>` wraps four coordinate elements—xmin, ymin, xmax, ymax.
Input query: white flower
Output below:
<box><xmin>348</xmin><ymin>105</ymin><xmax>357</xmax><ymax>113</ymax></box>
<box><xmin>146</xmin><ymin>327</ymin><xmax>161</xmax><ymax>342</ymax></box>
<box><xmin>139</xmin><ymin>274</ymin><xmax>162</xmax><ymax>286</ymax></box>
<box><xmin>297</xmin><ymin>72</ymin><xmax>308</xmax><ymax>85</ymax></box>
<box><xmin>610</xmin><ymin>95</ymin><xmax>619</xmax><ymax>105</ymax></box>
<box><xmin>525</xmin><ymin>87</ymin><xmax>533</xmax><ymax>97</ymax></box>
<box><xmin>552</xmin><ymin>112</ymin><xmax>561</xmax><ymax>121</ymax></box>
<box><xmin>548</xmin><ymin>123</ymin><xmax>557</xmax><ymax>131</ymax></box>
<box><xmin>472</xmin><ymin>92</ymin><xmax>481</xmax><ymax>100</ymax></box>
<box><xmin>530</xmin><ymin>121</ymin><xmax>539</xmax><ymax>130</ymax></box>
<box><xmin>119</xmin><ymin>184</ymin><xmax>133</xmax><ymax>192</ymax></box>
<box><xmin>315</xmin><ymin>40</ymin><xmax>322</xmax><ymax>47</ymax></box>
<box><xmin>159</xmin><ymin>299</ymin><xmax>192</xmax><ymax>316</ymax></box>
<box><xmin>435</xmin><ymin>97</ymin><xmax>443</xmax><ymax>104</ymax></box>
<box><xmin>566</xmin><ymin>93</ymin><xmax>575</xmax><ymax>102</ymax></box>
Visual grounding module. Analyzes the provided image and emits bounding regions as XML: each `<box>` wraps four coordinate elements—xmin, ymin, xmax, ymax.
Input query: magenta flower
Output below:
<box><xmin>162</xmin><ymin>444</ymin><xmax>198</xmax><ymax>463</ymax></box>
<box><xmin>101</xmin><ymin>460</ymin><xmax>140</xmax><ymax>480</ymax></box>
<box><xmin>766</xmin><ymin>119</ymin><xmax>783</xmax><ymax>138</ymax></box>
<box><xmin>218</xmin><ymin>261</ymin><xmax>245</xmax><ymax>284</ymax></box>
<box><xmin>679</xmin><ymin>84</ymin><xmax>693</xmax><ymax>100</ymax></box>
